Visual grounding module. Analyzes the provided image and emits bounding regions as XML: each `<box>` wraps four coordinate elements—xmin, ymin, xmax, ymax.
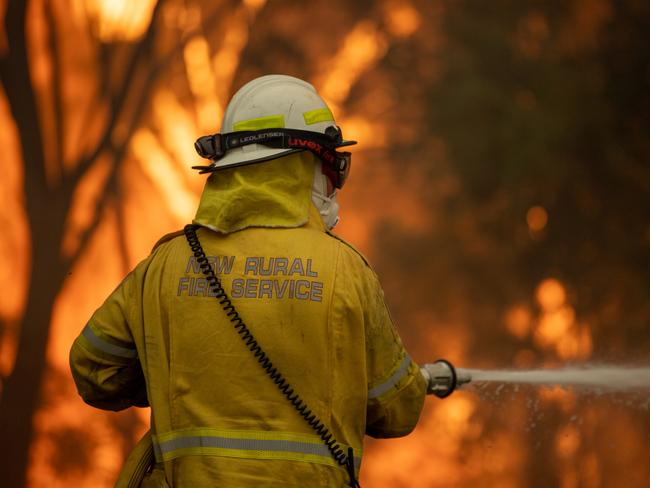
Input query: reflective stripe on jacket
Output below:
<box><xmin>70</xmin><ymin>202</ymin><xmax>425</xmax><ymax>486</ymax></box>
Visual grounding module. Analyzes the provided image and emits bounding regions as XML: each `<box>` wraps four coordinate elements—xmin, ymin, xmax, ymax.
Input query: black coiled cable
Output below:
<box><xmin>183</xmin><ymin>224</ymin><xmax>361</xmax><ymax>488</ymax></box>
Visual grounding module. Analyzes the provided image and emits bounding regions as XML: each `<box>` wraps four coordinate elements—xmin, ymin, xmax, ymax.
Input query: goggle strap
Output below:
<box><xmin>194</xmin><ymin>128</ymin><xmax>353</xmax><ymax>188</ymax></box>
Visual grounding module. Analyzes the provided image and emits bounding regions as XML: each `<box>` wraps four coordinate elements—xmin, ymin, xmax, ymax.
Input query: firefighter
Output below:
<box><xmin>70</xmin><ymin>75</ymin><xmax>427</xmax><ymax>487</ymax></box>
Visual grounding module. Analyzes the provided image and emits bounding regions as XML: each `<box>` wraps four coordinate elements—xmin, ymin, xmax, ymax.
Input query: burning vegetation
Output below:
<box><xmin>0</xmin><ymin>0</ymin><xmax>649</xmax><ymax>486</ymax></box>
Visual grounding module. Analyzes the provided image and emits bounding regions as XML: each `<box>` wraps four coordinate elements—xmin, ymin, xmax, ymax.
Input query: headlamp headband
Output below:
<box><xmin>192</xmin><ymin>126</ymin><xmax>355</xmax><ymax>189</ymax></box>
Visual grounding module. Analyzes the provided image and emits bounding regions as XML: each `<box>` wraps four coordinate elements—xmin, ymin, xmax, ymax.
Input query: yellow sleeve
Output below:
<box><xmin>69</xmin><ymin>262</ymin><xmax>149</xmax><ymax>411</ymax></box>
<box><xmin>364</xmin><ymin>271</ymin><xmax>426</xmax><ymax>438</ymax></box>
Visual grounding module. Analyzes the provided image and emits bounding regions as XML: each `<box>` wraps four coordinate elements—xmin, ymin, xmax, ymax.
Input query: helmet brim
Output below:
<box><xmin>337</xmin><ymin>139</ymin><xmax>357</xmax><ymax>147</ymax></box>
<box><xmin>193</xmin><ymin>147</ymin><xmax>301</xmax><ymax>173</ymax></box>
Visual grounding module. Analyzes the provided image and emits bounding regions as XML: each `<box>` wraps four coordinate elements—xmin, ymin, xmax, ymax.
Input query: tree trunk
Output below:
<box><xmin>0</xmin><ymin>206</ymin><xmax>67</xmax><ymax>487</ymax></box>
<box><xmin>0</xmin><ymin>0</ymin><xmax>68</xmax><ymax>483</ymax></box>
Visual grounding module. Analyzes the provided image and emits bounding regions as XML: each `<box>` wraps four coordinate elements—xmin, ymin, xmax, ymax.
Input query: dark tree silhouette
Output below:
<box><xmin>0</xmin><ymin>0</ymin><xmax>249</xmax><ymax>483</ymax></box>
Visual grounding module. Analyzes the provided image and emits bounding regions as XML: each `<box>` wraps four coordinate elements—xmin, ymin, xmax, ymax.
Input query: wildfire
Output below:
<box><xmin>73</xmin><ymin>0</ymin><xmax>158</xmax><ymax>42</ymax></box>
<box><xmin>0</xmin><ymin>1</ymin><xmax>646</xmax><ymax>487</ymax></box>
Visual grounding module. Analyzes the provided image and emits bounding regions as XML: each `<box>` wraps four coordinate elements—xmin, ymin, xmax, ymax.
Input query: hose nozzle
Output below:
<box><xmin>421</xmin><ymin>359</ymin><xmax>472</xmax><ymax>398</ymax></box>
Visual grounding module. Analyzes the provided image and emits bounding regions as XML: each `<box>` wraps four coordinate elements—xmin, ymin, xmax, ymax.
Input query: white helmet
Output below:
<box><xmin>193</xmin><ymin>74</ymin><xmax>356</xmax><ymax>190</ymax></box>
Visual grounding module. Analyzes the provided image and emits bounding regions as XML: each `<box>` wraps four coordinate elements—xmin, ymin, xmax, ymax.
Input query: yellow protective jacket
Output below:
<box><xmin>70</xmin><ymin>154</ymin><xmax>426</xmax><ymax>487</ymax></box>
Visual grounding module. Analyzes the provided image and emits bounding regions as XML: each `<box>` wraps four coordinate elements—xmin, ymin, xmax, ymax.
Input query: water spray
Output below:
<box><xmin>460</xmin><ymin>366</ymin><xmax>650</xmax><ymax>391</ymax></box>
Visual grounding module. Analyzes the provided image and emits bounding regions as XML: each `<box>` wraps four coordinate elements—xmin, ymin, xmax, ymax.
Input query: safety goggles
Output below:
<box><xmin>193</xmin><ymin>126</ymin><xmax>356</xmax><ymax>189</ymax></box>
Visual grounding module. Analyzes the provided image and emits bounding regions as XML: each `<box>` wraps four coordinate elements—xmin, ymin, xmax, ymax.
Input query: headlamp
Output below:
<box><xmin>192</xmin><ymin>126</ymin><xmax>355</xmax><ymax>189</ymax></box>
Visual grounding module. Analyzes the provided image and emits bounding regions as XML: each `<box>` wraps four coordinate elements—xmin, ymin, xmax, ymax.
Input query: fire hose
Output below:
<box><xmin>420</xmin><ymin>359</ymin><xmax>472</xmax><ymax>398</ymax></box>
